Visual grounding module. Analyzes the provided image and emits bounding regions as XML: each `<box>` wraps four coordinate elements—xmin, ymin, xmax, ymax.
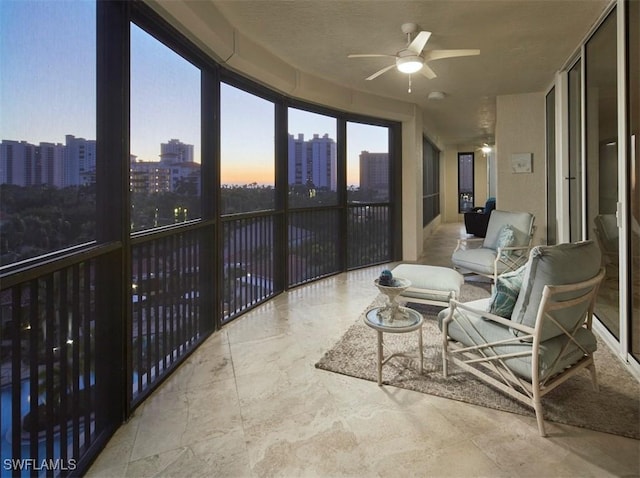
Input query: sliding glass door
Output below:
<box><xmin>628</xmin><ymin>0</ymin><xmax>639</xmax><ymax>363</ymax></box>
<box><xmin>585</xmin><ymin>8</ymin><xmax>619</xmax><ymax>338</ymax></box>
<box><xmin>546</xmin><ymin>87</ymin><xmax>557</xmax><ymax>245</ymax></box>
<box><xmin>567</xmin><ymin>60</ymin><xmax>583</xmax><ymax>242</ymax></box>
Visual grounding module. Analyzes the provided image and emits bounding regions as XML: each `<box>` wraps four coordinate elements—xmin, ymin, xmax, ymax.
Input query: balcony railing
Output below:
<box><xmin>0</xmin><ymin>202</ymin><xmax>392</xmax><ymax>475</ymax></box>
<box><xmin>288</xmin><ymin>209</ymin><xmax>340</xmax><ymax>287</ymax></box>
<box><xmin>221</xmin><ymin>214</ymin><xmax>278</xmax><ymax>323</ymax></box>
<box><xmin>347</xmin><ymin>204</ymin><xmax>391</xmax><ymax>268</ymax></box>
<box><xmin>131</xmin><ymin>226</ymin><xmax>205</xmax><ymax>404</ymax></box>
<box><xmin>0</xmin><ymin>252</ymin><xmax>101</xmax><ymax>475</ymax></box>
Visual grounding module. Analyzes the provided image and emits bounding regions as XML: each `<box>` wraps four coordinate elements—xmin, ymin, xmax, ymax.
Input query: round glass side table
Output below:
<box><xmin>363</xmin><ymin>305</ymin><xmax>423</xmax><ymax>386</ymax></box>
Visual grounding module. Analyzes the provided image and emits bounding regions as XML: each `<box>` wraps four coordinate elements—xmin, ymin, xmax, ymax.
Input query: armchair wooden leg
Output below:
<box><xmin>442</xmin><ymin>355</ymin><xmax>448</xmax><ymax>377</ymax></box>
<box><xmin>442</xmin><ymin>340</ymin><xmax>449</xmax><ymax>378</ymax></box>
<box><xmin>588</xmin><ymin>363</ymin><xmax>600</xmax><ymax>392</ymax></box>
<box><xmin>533</xmin><ymin>398</ymin><xmax>547</xmax><ymax>437</ymax></box>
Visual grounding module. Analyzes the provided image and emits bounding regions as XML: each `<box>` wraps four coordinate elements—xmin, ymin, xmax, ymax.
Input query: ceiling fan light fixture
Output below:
<box><xmin>396</xmin><ymin>55</ymin><xmax>424</xmax><ymax>74</ymax></box>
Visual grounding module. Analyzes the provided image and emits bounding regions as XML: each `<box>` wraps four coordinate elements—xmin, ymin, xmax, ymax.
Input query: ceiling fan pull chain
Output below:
<box><xmin>408</xmin><ymin>74</ymin><xmax>412</xmax><ymax>93</ymax></box>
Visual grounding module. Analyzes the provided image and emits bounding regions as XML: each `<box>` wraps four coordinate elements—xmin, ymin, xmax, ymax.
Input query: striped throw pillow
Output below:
<box><xmin>488</xmin><ymin>265</ymin><xmax>526</xmax><ymax>318</ymax></box>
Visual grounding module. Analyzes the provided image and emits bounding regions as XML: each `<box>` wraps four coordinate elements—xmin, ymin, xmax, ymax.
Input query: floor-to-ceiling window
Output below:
<box><xmin>346</xmin><ymin>122</ymin><xmax>393</xmax><ymax>268</ymax></box>
<box><xmin>457</xmin><ymin>152</ymin><xmax>474</xmax><ymax>213</ymax></box>
<box><xmin>585</xmin><ymin>8</ymin><xmax>619</xmax><ymax>338</ymax></box>
<box><xmin>423</xmin><ymin>137</ymin><xmax>440</xmax><ymax>226</ymax></box>
<box><xmin>287</xmin><ymin>108</ymin><xmax>340</xmax><ymax>286</ymax></box>
<box><xmin>220</xmin><ymin>82</ymin><xmax>277</xmax><ymax>320</ymax></box>
<box><xmin>129</xmin><ymin>20</ymin><xmax>205</xmax><ymax>403</ymax></box>
<box><xmin>0</xmin><ymin>1</ymin><xmax>103</xmax><ymax>471</ymax></box>
<box><xmin>0</xmin><ymin>1</ymin><xmax>401</xmax><ymax>473</ymax></box>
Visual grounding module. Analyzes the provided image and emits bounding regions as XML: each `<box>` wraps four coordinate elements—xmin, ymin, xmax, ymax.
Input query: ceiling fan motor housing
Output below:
<box><xmin>396</xmin><ymin>55</ymin><xmax>424</xmax><ymax>73</ymax></box>
<box><xmin>401</xmin><ymin>22</ymin><xmax>419</xmax><ymax>34</ymax></box>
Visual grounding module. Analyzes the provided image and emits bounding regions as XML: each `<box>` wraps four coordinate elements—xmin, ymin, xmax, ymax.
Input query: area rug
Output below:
<box><xmin>315</xmin><ymin>283</ymin><xmax>640</xmax><ymax>439</ymax></box>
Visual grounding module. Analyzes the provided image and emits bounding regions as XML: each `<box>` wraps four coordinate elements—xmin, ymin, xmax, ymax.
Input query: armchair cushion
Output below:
<box><xmin>451</xmin><ymin>247</ymin><xmax>511</xmax><ymax>275</ymax></box>
<box><xmin>488</xmin><ymin>265</ymin><xmax>526</xmax><ymax>318</ymax></box>
<box><xmin>438</xmin><ymin>298</ymin><xmax>507</xmax><ymax>342</ymax></box>
<box><xmin>511</xmin><ymin>241</ymin><xmax>601</xmax><ymax>341</ymax></box>
<box><xmin>439</xmin><ymin>303</ymin><xmax>597</xmax><ymax>380</ymax></box>
<box><xmin>452</xmin><ymin>210</ymin><xmax>536</xmax><ymax>284</ymax></box>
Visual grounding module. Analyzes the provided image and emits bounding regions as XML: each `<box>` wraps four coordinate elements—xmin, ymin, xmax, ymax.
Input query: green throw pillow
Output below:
<box><xmin>488</xmin><ymin>265</ymin><xmax>526</xmax><ymax>318</ymax></box>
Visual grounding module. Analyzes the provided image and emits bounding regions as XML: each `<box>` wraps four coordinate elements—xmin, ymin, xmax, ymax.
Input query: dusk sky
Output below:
<box><xmin>2</xmin><ymin>1</ymin><xmax>389</xmax><ymax>187</ymax></box>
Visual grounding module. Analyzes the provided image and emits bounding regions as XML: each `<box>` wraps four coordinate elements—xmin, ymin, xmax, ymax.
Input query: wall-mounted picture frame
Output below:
<box><xmin>511</xmin><ymin>153</ymin><xmax>532</xmax><ymax>173</ymax></box>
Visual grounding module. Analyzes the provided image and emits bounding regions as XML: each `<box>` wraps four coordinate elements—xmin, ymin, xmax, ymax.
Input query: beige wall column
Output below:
<box><xmin>401</xmin><ymin>112</ymin><xmax>423</xmax><ymax>261</ymax></box>
<box><xmin>442</xmin><ymin>148</ymin><xmax>458</xmax><ymax>223</ymax></box>
<box><xmin>495</xmin><ymin>92</ymin><xmax>546</xmax><ymax>245</ymax></box>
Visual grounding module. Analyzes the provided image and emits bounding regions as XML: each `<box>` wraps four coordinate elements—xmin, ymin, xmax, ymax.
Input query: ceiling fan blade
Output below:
<box><xmin>365</xmin><ymin>64</ymin><xmax>396</xmax><ymax>80</ymax></box>
<box><xmin>348</xmin><ymin>54</ymin><xmax>395</xmax><ymax>59</ymax></box>
<box><xmin>407</xmin><ymin>31</ymin><xmax>431</xmax><ymax>54</ymax></box>
<box><xmin>424</xmin><ymin>49</ymin><xmax>480</xmax><ymax>61</ymax></box>
<box><xmin>420</xmin><ymin>64</ymin><xmax>437</xmax><ymax>79</ymax></box>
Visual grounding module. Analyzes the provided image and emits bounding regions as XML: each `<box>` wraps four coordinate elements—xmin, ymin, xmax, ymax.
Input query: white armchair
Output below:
<box><xmin>440</xmin><ymin>240</ymin><xmax>605</xmax><ymax>436</ymax></box>
<box><xmin>452</xmin><ymin>210</ymin><xmax>535</xmax><ymax>284</ymax></box>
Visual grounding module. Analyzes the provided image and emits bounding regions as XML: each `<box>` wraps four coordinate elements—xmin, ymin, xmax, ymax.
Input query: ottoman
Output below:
<box><xmin>391</xmin><ymin>264</ymin><xmax>464</xmax><ymax>307</ymax></box>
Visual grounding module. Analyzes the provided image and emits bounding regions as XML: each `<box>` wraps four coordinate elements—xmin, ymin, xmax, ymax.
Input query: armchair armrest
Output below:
<box><xmin>454</xmin><ymin>237</ymin><xmax>484</xmax><ymax>253</ymax></box>
<box><xmin>494</xmin><ymin>244</ymin><xmax>532</xmax><ymax>276</ymax></box>
<box><xmin>447</xmin><ymin>299</ymin><xmax>534</xmax><ymax>335</ymax></box>
<box><xmin>496</xmin><ymin>244</ymin><xmax>532</xmax><ymax>257</ymax></box>
<box><xmin>441</xmin><ymin>299</ymin><xmax>536</xmax><ymax>379</ymax></box>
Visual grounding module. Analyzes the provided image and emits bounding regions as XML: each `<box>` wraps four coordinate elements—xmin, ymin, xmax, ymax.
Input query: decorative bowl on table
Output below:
<box><xmin>374</xmin><ymin>276</ymin><xmax>411</xmax><ymax>322</ymax></box>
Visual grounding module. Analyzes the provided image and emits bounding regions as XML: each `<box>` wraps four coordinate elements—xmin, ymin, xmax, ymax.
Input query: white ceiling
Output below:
<box><xmin>210</xmin><ymin>0</ymin><xmax>610</xmax><ymax>146</ymax></box>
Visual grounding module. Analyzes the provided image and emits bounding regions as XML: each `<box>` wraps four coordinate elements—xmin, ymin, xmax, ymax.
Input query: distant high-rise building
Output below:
<box><xmin>169</xmin><ymin>162</ymin><xmax>201</xmax><ymax>195</ymax></box>
<box><xmin>39</xmin><ymin>142</ymin><xmax>66</xmax><ymax>187</ymax></box>
<box><xmin>359</xmin><ymin>151</ymin><xmax>389</xmax><ymax>199</ymax></box>
<box><xmin>160</xmin><ymin>138</ymin><xmax>194</xmax><ymax>164</ymax></box>
<box><xmin>130</xmin><ymin>158</ymin><xmax>172</xmax><ymax>194</ymax></box>
<box><xmin>65</xmin><ymin>135</ymin><xmax>96</xmax><ymax>186</ymax></box>
<box><xmin>1</xmin><ymin>140</ymin><xmax>36</xmax><ymax>186</ymax></box>
<box><xmin>1</xmin><ymin>136</ymin><xmax>197</xmax><ymax>192</ymax></box>
<box><xmin>288</xmin><ymin>133</ymin><xmax>337</xmax><ymax>190</ymax></box>
<box><xmin>130</xmin><ymin>139</ymin><xmax>200</xmax><ymax>195</ymax></box>
<box><xmin>0</xmin><ymin>140</ymin><xmax>66</xmax><ymax>187</ymax></box>
<box><xmin>1</xmin><ymin>137</ymin><xmax>96</xmax><ymax>187</ymax></box>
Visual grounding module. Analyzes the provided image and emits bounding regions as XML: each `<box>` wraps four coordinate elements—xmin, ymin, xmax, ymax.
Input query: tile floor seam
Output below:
<box><xmin>226</xmin><ymin>325</ymin><xmax>258</xmax><ymax>477</ymax></box>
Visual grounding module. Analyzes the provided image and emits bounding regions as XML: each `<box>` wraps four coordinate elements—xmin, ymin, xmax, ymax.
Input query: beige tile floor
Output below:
<box><xmin>87</xmin><ymin>223</ymin><xmax>640</xmax><ymax>477</ymax></box>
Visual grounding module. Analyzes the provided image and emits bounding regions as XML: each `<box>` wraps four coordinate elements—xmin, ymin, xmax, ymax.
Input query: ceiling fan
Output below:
<box><xmin>348</xmin><ymin>23</ymin><xmax>480</xmax><ymax>84</ymax></box>
<box><xmin>476</xmin><ymin>142</ymin><xmax>494</xmax><ymax>155</ymax></box>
